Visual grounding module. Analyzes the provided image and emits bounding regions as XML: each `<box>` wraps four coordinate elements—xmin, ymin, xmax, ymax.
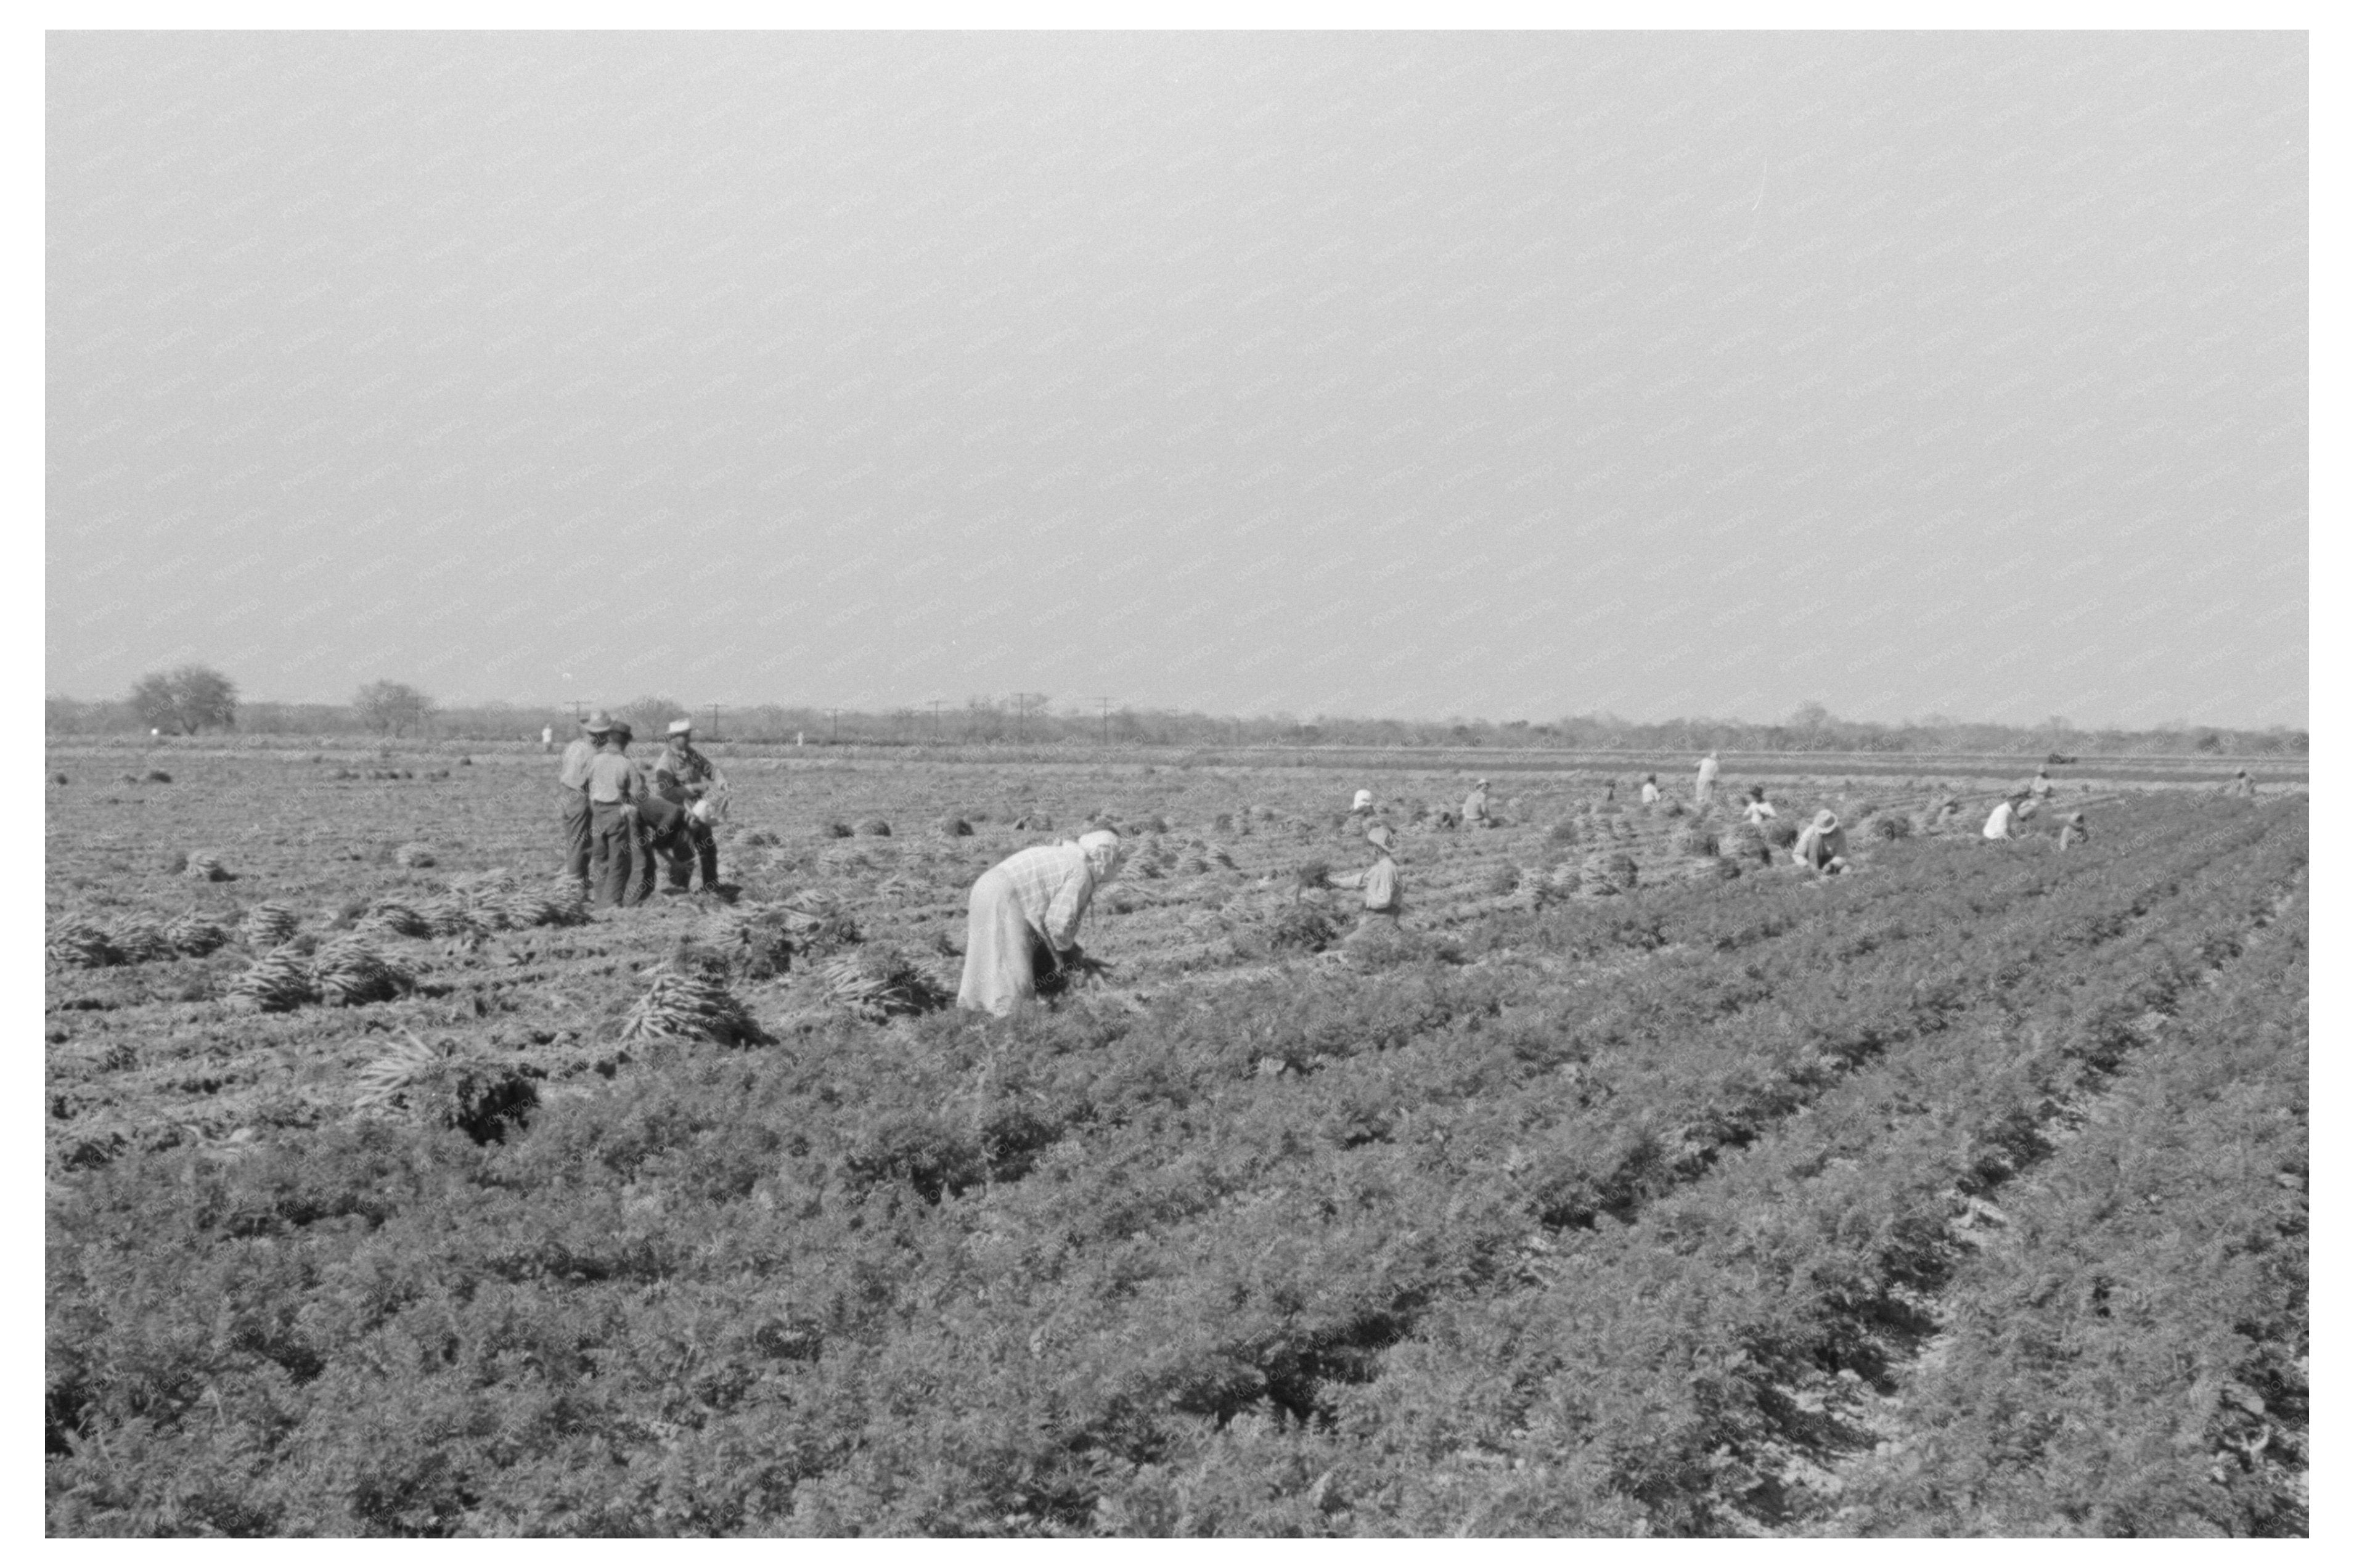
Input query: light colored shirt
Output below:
<box><xmin>1742</xmin><ymin>799</ymin><xmax>1778</xmax><ymax>824</ymax></box>
<box><xmin>1463</xmin><ymin>789</ymin><xmax>1490</xmax><ymax>821</ymax></box>
<box><xmin>1334</xmin><ymin>856</ymin><xmax>1400</xmax><ymax>912</ymax></box>
<box><xmin>557</xmin><ymin>737</ymin><xmax>599</xmax><ymax>791</ymax></box>
<box><xmin>990</xmin><ymin>843</ymin><xmax>1098</xmax><ymax>952</ymax></box>
<box><xmin>1983</xmin><ymin>801</ymin><xmax>2016</xmax><ymax>840</ymax></box>
<box><xmin>586</xmin><ymin>749</ymin><xmax>647</xmax><ymax>806</ymax></box>
<box><xmin>1639</xmin><ymin>782</ymin><xmax>1660</xmax><ymax>804</ymax></box>
<box><xmin>1697</xmin><ymin>757</ymin><xmax>1720</xmax><ymax>785</ymax></box>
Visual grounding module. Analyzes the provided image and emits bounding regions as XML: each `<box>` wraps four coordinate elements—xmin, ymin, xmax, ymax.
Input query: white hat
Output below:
<box><xmin>668</xmin><ymin>719</ymin><xmax>693</xmax><ymax>737</ymax></box>
<box><xmin>1351</xmin><ymin>789</ymin><xmax>1373</xmax><ymax>811</ymax></box>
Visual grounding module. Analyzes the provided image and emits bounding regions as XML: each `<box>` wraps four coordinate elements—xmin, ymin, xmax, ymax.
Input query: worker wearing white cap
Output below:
<box><xmin>1351</xmin><ymin>788</ymin><xmax>1374</xmax><ymax>814</ymax></box>
<box><xmin>957</xmin><ymin>828</ymin><xmax>1126</xmax><ymax>1016</ymax></box>
<box><xmin>652</xmin><ymin>717</ymin><xmax>727</xmax><ymax>892</ymax></box>
<box><xmin>1462</xmin><ymin>778</ymin><xmax>1494</xmax><ymax>827</ymax></box>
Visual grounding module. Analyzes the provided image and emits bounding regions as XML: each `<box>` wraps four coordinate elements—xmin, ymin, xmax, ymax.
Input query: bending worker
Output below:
<box><xmin>557</xmin><ymin>709</ymin><xmax>611</xmax><ymax>896</ymax></box>
<box><xmin>1983</xmin><ymin>792</ymin><xmax>2027</xmax><ymax>842</ymax></box>
<box><xmin>1792</xmin><ymin>808</ymin><xmax>1849</xmax><ymax>875</ymax></box>
<box><xmin>1331</xmin><ymin>823</ymin><xmax>1404</xmax><ymax>928</ymax></box>
<box><xmin>957</xmin><ymin>828</ymin><xmax>1126</xmax><ymax>1016</ymax></box>
<box><xmin>2057</xmin><ymin>811</ymin><xmax>2090</xmax><ymax>851</ymax></box>
<box><xmin>652</xmin><ymin>717</ymin><xmax>727</xmax><ymax>893</ymax></box>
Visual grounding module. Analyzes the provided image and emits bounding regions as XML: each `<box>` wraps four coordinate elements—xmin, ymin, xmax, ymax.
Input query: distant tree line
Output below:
<box><xmin>43</xmin><ymin>670</ymin><xmax>2308</xmax><ymax>757</ymax></box>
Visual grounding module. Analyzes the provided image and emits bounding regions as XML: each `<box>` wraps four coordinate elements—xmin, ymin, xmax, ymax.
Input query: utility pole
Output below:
<box><xmin>708</xmin><ymin>703</ymin><xmax>721</xmax><ymax>741</ymax></box>
<box><xmin>930</xmin><ymin>700</ymin><xmax>943</xmax><ymax>743</ymax></box>
<box><xmin>1097</xmin><ymin>696</ymin><xmax>1112</xmax><ymax>746</ymax></box>
<box><xmin>828</xmin><ymin>708</ymin><xmax>841</xmax><ymax>745</ymax></box>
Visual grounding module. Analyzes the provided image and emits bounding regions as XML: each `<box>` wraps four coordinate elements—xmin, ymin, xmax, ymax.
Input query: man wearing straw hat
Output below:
<box><xmin>652</xmin><ymin>717</ymin><xmax>727</xmax><ymax>893</ymax></box>
<box><xmin>584</xmin><ymin>720</ymin><xmax>655</xmax><ymax>908</ymax></box>
<box><xmin>1462</xmin><ymin>777</ymin><xmax>1494</xmax><ymax>827</ymax></box>
<box><xmin>556</xmin><ymin>710</ymin><xmax>612</xmax><ymax>897</ymax></box>
<box><xmin>957</xmin><ymin>828</ymin><xmax>1126</xmax><ymax>1016</ymax></box>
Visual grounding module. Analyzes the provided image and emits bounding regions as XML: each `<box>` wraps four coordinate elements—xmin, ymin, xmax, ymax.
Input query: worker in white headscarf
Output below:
<box><xmin>1983</xmin><ymin>793</ymin><xmax>2027</xmax><ymax>842</ymax></box>
<box><xmin>956</xmin><ymin>828</ymin><xmax>1125</xmax><ymax>1016</ymax></box>
<box><xmin>1792</xmin><ymin>808</ymin><xmax>1849</xmax><ymax>875</ymax></box>
<box><xmin>1696</xmin><ymin>750</ymin><xmax>1722</xmax><ymax>805</ymax></box>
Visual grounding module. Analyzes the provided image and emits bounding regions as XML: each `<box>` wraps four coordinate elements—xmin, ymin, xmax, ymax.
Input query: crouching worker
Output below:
<box><xmin>957</xmin><ymin>828</ymin><xmax>1125</xmax><ymax>1017</ymax></box>
<box><xmin>2057</xmin><ymin>811</ymin><xmax>2090</xmax><ymax>851</ymax></box>
<box><xmin>1331</xmin><ymin>823</ymin><xmax>1404</xmax><ymax>929</ymax></box>
<box><xmin>1983</xmin><ymin>793</ymin><xmax>2027</xmax><ymax>843</ymax></box>
<box><xmin>1792</xmin><ymin>808</ymin><xmax>1849</xmax><ymax>875</ymax></box>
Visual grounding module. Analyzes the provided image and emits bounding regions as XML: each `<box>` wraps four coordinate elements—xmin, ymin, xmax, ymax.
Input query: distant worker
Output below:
<box><xmin>1927</xmin><ymin>792</ymin><xmax>1962</xmax><ymax>831</ymax></box>
<box><xmin>1331</xmin><ymin>823</ymin><xmax>1404</xmax><ymax>928</ymax></box>
<box><xmin>1696</xmin><ymin>750</ymin><xmax>1722</xmax><ymax>806</ymax></box>
<box><xmin>957</xmin><ymin>828</ymin><xmax>1126</xmax><ymax>1016</ymax></box>
<box><xmin>1602</xmin><ymin>778</ymin><xmax>1617</xmax><ymax>805</ymax></box>
<box><xmin>652</xmin><ymin>717</ymin><xmax>727</xmax><ymax>893</ymax></box>
<box><xmin>1741</xmin><ymin>785</ymin><xmax>1778</xmax><ymax>826</ymax></box>
<box><xmin>1463</xmin><ymin>778</ymin><xmax>1493</xmax><ymax>827</ymax></box>
<box><xmin>557</xmin><ymin>710</ymin><xmax>611</xmax><ymax>896</ymax></box>
<box><xmin>2224</xmin><ymin>767</ymin><xmax>2257</xmax><ymax>799</ymax></box>
<box><xmin>1350</xmin><ymin>788</ymin><xmax>1375</xmax><ymax>815</ymax></box>
<box><xmin>1982</xmin><ymin>793</ymin><xmax>2027</xmax><ymax>843</ymax></box>
<box><xmin>1639</xmin><ymin>774</ymin><xmax>1661</xmax><ymax>805</ymax></box>
<box><xmin>584</xmin><ymin>720</ymin><xmax>652</xmax><ymax>908</ymax></box>
<box><xmin>1792</xmin><ymin>808</ymin><xmax>1849</xmax><ymax>875</ymax></box>
<box><xmin>2056</xmin><ymin>811</ymin><xmax>2090</xmax><ymax>851</ymax></box>
<box><xmin>2028</xmin><ymin>767</ymin><xmax>2054</xmax><ymax>804</ymax></box>
<box><xmin>541</xmin><ymin>725</ymin><xmax>554</xmax><ymax>754</ymax></box>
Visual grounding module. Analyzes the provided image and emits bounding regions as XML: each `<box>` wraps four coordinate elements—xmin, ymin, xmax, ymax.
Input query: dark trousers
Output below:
<box><xmin>561</xmin><ymin>793</ymin><xmax>592</xmax><ymax>884</ymax></box>
<box><xmin>589</xmin><ymin>802</ymin><xmax>644</xmax><ymax>908</ymax></box>
<box><xmin>672</xmin><ymin>819</ymin><xmax>720</xmax><ymax>890</ymax></box>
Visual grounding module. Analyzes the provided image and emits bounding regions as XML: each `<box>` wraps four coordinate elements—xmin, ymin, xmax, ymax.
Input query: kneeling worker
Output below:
<box><xmin>1982</xmin><ymin>792</ymin><xmax>2027</xmax><ymax>842</ymax></box>
<box><xmin>1331</xmin><ymin>823</ymin><xmax>1404</xmax><ymax>928</ymax></box>
<box><xmin>957</xmin><ymin>828</ymin><xmax>1126</xmax><ymax>1017</ymax></box>
<box><xmin>1792</xmin><ymin>808</ymin><xmax>1849</xmax><ymax>875</ymax></box>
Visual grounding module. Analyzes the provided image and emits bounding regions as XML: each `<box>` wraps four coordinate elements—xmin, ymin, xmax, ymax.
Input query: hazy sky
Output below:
<box><xmin>46</xmin><ymin>30</ymin><xmax>2306</xmax><ymax>727</ymax></box>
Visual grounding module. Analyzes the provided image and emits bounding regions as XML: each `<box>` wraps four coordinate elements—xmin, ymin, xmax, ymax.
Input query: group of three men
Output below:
<box><xmin>556</xmin><ymin>710</ymin><xmax>725</xmax><ymax>906</ymax></box>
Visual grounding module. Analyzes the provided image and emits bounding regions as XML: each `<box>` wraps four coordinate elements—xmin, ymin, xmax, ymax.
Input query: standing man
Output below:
<box><xmin>585</xmin><ymin>720</ymin><xmax>651</xmax><ymax>908</ymax></box>
<box><xmin>957</xmin><ymin>829</ymin><xmax>1126</xmax><ymax>1016</ymax></box>
<box><xmin>557</xmin><ymin>711</ymin><xmax>610</xmax><ymax>897</ymax></box>
<box><xmin>1696</xmin><ymin>749</ymin><xmax>1722</xmax><ymax>806</ymax></box>
<box><xmin>652</xmin><ymin>717</ymin><xmax>726</xmax><ymax>893</ymax></box>
<box><xmin>541</xmin><ymin>724</ymin><xmax>555</xmax><ymax>754</ymax></box>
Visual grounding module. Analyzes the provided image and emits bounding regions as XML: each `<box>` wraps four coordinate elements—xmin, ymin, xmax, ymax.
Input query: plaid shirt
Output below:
<box><xmin>653</xmin><ymin>742</ymin><xmax>720</xmax><ymax>804</ymax></box>
<box><xmin>991</xmin><ymin>843</ymin><xmax>1097</xmax><ymax>950</ymax></box>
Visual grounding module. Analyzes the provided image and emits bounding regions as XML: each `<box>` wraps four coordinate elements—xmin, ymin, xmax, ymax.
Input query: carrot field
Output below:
<box><xmin>44</xmin><ymin>745</ymin><xmax>2307</xmax><ymax>1536</ymax></box>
